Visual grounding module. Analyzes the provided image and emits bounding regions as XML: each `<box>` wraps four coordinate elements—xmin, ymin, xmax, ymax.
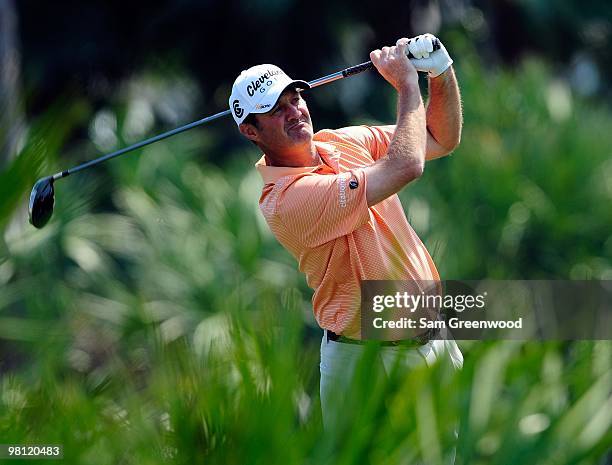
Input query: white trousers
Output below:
<box><xmin>320</xmin><ymin>331</ymin><xmax>464</xmax><ymax>432</ymax></box>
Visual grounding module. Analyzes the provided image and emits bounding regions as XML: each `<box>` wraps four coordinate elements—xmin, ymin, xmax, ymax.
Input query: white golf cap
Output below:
<box><xmin>229</xmin><ymin>64</ymin><xmax>310</xmax><ymax>126</ymax></box>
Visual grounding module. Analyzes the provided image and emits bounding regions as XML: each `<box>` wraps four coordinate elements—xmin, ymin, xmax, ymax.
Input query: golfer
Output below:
<box><xmin>230</xmin><ymin>34</ymin><xmax>464</xmax><ymax>428</ymax></box>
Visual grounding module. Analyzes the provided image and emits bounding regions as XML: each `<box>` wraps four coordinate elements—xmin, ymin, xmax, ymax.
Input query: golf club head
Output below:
<box><xmin>29</xmin><ymin>176</ymin><xmax>55</xmax><ymax>229</ymax></box>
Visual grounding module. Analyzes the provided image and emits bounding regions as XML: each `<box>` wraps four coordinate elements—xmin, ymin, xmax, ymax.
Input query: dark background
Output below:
<box><xmin>11</xmin><ymin>0</ymin><xmax>612</xmax><ymax>143</ymax></box>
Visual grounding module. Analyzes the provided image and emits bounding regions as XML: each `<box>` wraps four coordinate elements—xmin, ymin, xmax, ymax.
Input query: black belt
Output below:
<box><xmin>326</xmin><ymin>328</ymin><xmax>438</xmax><ymax>347</ymax></box>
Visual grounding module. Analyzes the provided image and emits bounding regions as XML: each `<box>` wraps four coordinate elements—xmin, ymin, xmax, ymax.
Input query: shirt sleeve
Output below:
<box><xmin>275</xmin><ymin>169</ymin><xmax>370</xmax><ymax>248</ymax></box>
<box><xmin>333</xmin><ymin>125</ymin><xmax>396</xmax><ymax>161</ymax></box>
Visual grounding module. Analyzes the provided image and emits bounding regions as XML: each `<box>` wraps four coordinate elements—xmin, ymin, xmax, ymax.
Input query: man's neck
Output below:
<box><xmin>264</xmin><ymin>143</ymin><xmax>321</xmax><ymax>167</ymax></box>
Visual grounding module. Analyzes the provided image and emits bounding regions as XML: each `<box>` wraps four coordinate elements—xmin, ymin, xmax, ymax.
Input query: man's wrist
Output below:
<box><xmin>397</xmin><ymin>89</ymin><xmax>422</xmax><ymax>113</ymax></box>
<box><xmin>397</xmin><ymin>81</ymin><xmax>420</xmax><ymax>97</ymax></box>
<box><xmin>429</xmin><ymin>65</ymin><xmax>452</xmax><ymax>80</ymax></box>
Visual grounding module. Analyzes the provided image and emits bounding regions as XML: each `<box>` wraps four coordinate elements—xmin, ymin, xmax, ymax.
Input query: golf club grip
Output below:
<box><xmin>343</xmin><ymin>38</ymin><xmax>441</xmax><ymax>78</ymax></box>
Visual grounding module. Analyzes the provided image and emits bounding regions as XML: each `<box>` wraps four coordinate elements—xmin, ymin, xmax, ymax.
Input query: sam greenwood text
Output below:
<box><xmin>372</xmin><ymin>317</ymin><xmax>523</xmax><ymax>330</ymax></box>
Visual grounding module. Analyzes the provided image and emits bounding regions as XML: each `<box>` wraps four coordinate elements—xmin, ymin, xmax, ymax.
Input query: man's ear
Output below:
<box><xmin>239</xmin><ymin>122</ymin><xmax>259</xmax><ymax>142</ymax></box>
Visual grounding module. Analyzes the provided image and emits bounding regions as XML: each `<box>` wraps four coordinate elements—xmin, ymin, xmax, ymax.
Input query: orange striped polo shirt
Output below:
<box><xmin>256</xmin><ymin>125</ymin><xmax>440</xmax><ymax>338</ymax></box>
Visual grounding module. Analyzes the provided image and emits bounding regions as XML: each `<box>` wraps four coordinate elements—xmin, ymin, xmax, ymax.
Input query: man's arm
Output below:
<box><xmin>362</xmin><ymin>39</ymin><xmax>427</xmax><ymax>207</ymax></box>
<box><xmin>401</xmin><ymin>34</ymin><xmax>462</xmax><ymax>160</ymax></box>
<box><xmin>425</xmin><ymin>66</ymin><xmax>462</xmax><ymax>160</ymax></box>
<box><xmin>354</xmin><ymin>35</ymin><xmax>462</xmax><ymax>163</ymax></box>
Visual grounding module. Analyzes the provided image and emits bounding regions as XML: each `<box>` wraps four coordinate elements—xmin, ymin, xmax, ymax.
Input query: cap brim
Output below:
<box><xmin>249</xmin><ymin>80</ymin><xmax>311</xmax><ymax>115</ymax></box>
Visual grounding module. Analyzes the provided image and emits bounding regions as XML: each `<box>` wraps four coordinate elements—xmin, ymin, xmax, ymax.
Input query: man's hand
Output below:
<box><xmin>407</xmin><ymin>33</ymin><xmax>453</xmax><ymax>78</ymax></box>
<box><xmin>370</xmin><ymin>38</ymin><xmax>419</xmax><ymax>93</ymax></box>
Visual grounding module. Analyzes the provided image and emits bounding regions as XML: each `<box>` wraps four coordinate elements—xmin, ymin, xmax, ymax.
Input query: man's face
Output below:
<box><xmin>241</xmin><ymin>88</ymin><xmax>314</xmax><ymax>152</ymax></box>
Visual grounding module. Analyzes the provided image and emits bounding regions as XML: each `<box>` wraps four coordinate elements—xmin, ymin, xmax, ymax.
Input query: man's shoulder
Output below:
<box><xmin>315</xmin><ymin>125</ymin><xmax>395</xmax><ymax>148</ymax></box>
<box><xmin>314</xmin><ymin>125</ymin><xmax>373</xmax><ymax>142</ymax></box>
<box><xmin>314</xmin><ymin>126</ymin><xmax>376</xmax><ymax>158</ymax></box>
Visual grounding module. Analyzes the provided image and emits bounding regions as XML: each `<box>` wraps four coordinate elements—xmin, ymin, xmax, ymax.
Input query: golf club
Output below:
<box><xmin>29</xmin><ymin>39</ymin><xmax>440</xmax><ymax>229</ymax></box>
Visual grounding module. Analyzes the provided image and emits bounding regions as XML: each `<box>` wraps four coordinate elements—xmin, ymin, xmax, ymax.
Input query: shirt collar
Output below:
<box><xmin>255</xmin><ymin>141</ymin><xmax>338</xmax><ymax>184</ymax></box>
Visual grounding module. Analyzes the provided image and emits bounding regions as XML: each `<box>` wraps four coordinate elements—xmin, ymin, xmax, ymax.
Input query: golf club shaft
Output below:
<box><xmin>51</xmin><ymin>39</ymin><xmax>440</xmax><ymax>180</ymax></box>
<box><xmin>53</xmin><ymin>109</ymin><xmax>231</xmax><ymax>180</ymax></box>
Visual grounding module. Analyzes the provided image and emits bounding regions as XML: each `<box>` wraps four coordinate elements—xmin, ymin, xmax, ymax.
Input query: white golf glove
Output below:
<box><xmin>408</xmin><ymin>33</ymin><xmax>453</xmax><ymax>78</ymax></box>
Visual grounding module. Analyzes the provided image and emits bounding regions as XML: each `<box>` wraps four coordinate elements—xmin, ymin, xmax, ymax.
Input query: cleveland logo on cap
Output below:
<box><xmin>246</xmin><ymin>68</ymin><xmax>283</xmax><ymax>97</ymax></box>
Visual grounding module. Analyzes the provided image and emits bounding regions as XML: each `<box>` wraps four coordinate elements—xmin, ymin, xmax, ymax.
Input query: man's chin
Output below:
<box><xmin>288</xmin><ymin>123</ymin><xmax>313</xmax><ymax>140</ymax></box>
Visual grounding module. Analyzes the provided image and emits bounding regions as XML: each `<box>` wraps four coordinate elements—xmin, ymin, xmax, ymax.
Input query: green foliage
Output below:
<box><xmin>398</xmin><ymin>48</ymin><xmax>612</xmax><ymax>279</ymax></box>
<box><xmin>1</xmin><ymin>45</ymin><xmax>611</xmax><ymax>464</ymax></box>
